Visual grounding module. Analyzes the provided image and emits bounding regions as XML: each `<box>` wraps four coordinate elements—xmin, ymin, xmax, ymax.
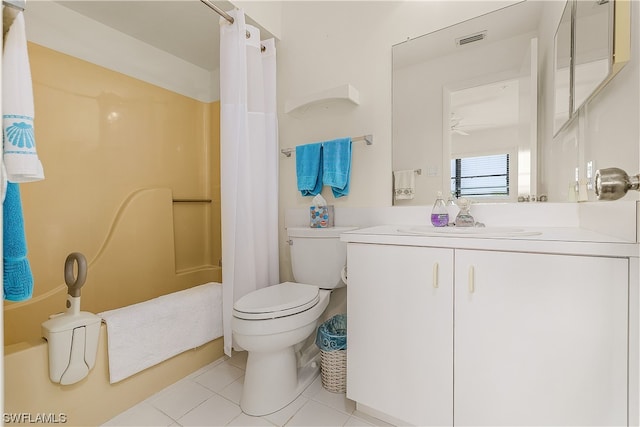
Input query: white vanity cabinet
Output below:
<box><xmin>454</xmin><ymin>249</ymin><xmax>628</xmax><ymax>426</ymax></box>
<box><xmin>346</xmin><ymin>240</ymin><xmax>629</xmax><ymax>426</ymax></box>
<box><xmin>346</xmin><ymin>243</ymin><xmax>454</xmax><ymax>426</ymax></box>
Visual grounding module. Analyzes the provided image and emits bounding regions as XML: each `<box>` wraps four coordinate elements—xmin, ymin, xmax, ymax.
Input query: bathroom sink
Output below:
<box><xmin>398</xmin><ymin>226</ymin><xmax>542</xmax><ymax>237</ymax></box>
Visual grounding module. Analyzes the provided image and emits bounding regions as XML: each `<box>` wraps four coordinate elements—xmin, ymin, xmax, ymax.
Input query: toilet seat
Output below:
<box><xmin>233</xmin><ymin>282</ymin><xmax>320</xmax><ymax>320</ymax></box>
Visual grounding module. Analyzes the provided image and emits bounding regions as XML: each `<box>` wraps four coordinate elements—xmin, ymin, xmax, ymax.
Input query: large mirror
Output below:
<box><xmin>392</xmin><ymin>1</ymin><xmax>542</xmax><ymax>206</ymax></box>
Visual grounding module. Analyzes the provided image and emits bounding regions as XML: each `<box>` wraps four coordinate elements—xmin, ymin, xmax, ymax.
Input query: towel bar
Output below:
<box><xmin>281</xmin><ymin>134</ymin><xmax>373</xmax><ymax>157</ymax></box>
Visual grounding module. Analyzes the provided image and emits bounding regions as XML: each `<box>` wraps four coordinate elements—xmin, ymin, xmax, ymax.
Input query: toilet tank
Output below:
<box><xmin>287</xmin><ymin>226</ymin><xmax>358</xmax><ymax>289</ymax></box>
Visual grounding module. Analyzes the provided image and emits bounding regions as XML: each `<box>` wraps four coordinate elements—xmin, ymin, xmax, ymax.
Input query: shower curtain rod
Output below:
<box><xmin>199</xmin><ymin>0</ymin><xmax>266</xmax><ymax>52</ymax></box>
<box><xmin>200</xmin><ymin>0</ymin><xmax>234</xmax><ymax>25</ymax></box>
<box><xmin>3</xmin><ymin>0</ymin><xmax>25</xmax><ymax>11</ymax></box>
<box><xmin>3</xmin><ymin>0</ymin><xmax>24</xmax><ymax>38</ymax></box>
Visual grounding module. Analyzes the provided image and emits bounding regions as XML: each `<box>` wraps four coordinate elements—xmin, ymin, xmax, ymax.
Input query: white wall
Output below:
<box><xmin>275</xmin><ymin>1</ymin><xmax>520</xmax><ymax>278</ymax></box>
<box><xmin>231</xmin><ymin>0</ymin><xmax>283</xmax><ymax>40</ymax></box>
<box><xmin>276</xmin><ymin>0</ymin><xmax>639</xmax><ymax>212</ymax></box>
<box><xmin>575</xmin><ymin>0</ymin><xmax>640</xmax><ymax>202</ymax></box>
<box><xmin>539</xmin><ymin>0</ymin><xmax>640</xmax><ymax>203</ymax></box>
<box><xmin>276</xmin><ymin>0</ymin><xmax>519</xmax><ymax>212</ymax></box>
<box><xmin>276</xmin><ymin>0</ymin><xmax>640</xmax><ymax>278</ymax></box>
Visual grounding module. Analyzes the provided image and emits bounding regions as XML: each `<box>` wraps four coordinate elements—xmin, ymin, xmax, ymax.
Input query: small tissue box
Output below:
<box><xmin>310</xmin><ymin>205</ymin><xmax>334</xmax><ymax>228</ymax></box>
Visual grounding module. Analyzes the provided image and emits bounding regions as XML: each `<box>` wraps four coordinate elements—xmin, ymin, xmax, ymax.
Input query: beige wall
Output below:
<box><xmin>4</xmin><ymin>43</ymin><xmax>221</xmax><ymax>345</ymax></box>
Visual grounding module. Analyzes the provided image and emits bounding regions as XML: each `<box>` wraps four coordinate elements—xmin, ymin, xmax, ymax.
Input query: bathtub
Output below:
<box><xmin>5</xmin><ymin>325</ymin><xmax>224</xmax><ymax>426</ymax></box>
<box><xmin>4</xmin><ymin>188</ymin><xmax>224</xmax><ymax>425</ymax></box>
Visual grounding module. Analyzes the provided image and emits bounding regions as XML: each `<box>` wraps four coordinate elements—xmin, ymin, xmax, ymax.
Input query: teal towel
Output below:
<box><xmin>296</xmin><ymin>142</ymin><xmax>323</xmax><ymax>196</ymax></box>
<box><xmin>3</xmin><ymin>182</ymin><xmax>33</xmax><ymax>301</ymax></box>
<box><xmin>322</xmin><ymin>138</ymin><xmax>352</xmax><ymax>198</ymax></box>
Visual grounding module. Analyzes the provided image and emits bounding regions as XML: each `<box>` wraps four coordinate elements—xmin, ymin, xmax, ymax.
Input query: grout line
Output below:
<box><xmin>281</xmin><ymin>397</ymin><xmax>311</xmax><ymax>427</ymax></box>
<box><xmin>107</xmin><ymin>353</ymin><xmax>373</xmax><ymax>427</ymax></box>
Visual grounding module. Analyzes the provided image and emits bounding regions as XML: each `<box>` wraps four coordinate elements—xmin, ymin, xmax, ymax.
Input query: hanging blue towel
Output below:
<box><xmin>3</xmin><ymin>182</ymin><xmax>33</xmax><ymax>301</ymax></box>
<box><xmin>296</xmin><ymin>142</ymin><xmax>323</xmax><ymax>196</ymax></box>
<box><xmin>322</xmin><ymin>138</ymin><xmax>352</xmax><ymax>198</ymax></box>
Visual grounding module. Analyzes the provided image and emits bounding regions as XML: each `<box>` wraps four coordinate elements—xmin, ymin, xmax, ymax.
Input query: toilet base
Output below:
<box><xmin>240</xmin><ymin>347</ymin><xmax>320</xmax><ymax>416</ymax></box>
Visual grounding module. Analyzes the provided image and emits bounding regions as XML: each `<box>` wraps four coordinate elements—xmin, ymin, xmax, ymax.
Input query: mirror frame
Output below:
<box><xmin>553</xmin><ymin>0</ymin><xmax>630</xmax><ymax>136</ymax></box>
<box><xmin>553</xmin><ymin>0</ymin><xmax>573</xmax><ymax>135</ymax></box>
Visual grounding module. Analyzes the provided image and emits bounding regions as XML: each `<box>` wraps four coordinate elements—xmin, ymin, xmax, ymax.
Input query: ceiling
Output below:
<box><xmin>55</xmin><ymin>0</ymin><xmax>244</xmax><ymax>72</ymax></box>
<box><xmin>450</xmin><ymin>78</ymin><xmax>520</xmax><ymax>134</ymax></box>
<box><xmin>393</xmin><ymin>1</ymin><xmax>542</xmax><ymax>70</ymax></box>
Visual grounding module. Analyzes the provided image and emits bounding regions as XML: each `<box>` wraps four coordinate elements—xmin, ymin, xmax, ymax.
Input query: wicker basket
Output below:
<box><xmin>320</xmin><ymin>349</ymin><xmax>347</xmax><ymax>393</ymax></box>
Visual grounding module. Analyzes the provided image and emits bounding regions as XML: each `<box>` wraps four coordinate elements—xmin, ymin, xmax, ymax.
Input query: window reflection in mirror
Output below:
<box><xmin>449</xmin><ymin>79</ymin><xmax>522</xmax><ymax>201</ymax></box>
<box><xmin>451</xmin><ymin>154</ymin><xmax>511</xmax><ymax>199</ymax></box>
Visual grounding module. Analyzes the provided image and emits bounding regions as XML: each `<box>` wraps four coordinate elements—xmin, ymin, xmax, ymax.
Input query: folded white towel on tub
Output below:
<box><xmin>99</xmin><ymin>282</ymin><xmax>222</xmax><ymax>383</ymax></box>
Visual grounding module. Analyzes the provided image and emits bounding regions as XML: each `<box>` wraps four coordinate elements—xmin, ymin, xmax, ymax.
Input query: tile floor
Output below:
<box><xmin>102</xmin><ymin>351</ymin><xmax>392</xmax><ymax>427</ymax></box>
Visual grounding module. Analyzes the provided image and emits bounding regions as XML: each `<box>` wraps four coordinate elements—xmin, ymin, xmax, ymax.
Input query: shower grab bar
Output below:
<box><xmin>280</xmin><ymin>134</ymin><xmax>373</xmax><ymax>158</ymax></box>
<box><xmin>199</xmin><ymin>0</ymin><xmax>266</xmax><ymax>52</ymax></box>
<box><xmin>172</xmin><ymin>199</ymin><xmax>212</xmax><ymax>203</ymax></box>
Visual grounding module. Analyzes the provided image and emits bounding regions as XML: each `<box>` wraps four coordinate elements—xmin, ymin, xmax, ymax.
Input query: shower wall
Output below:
<box><xmin>3</xmin><ymin>42</ymin><xmax>221</xmax><ymax>345</ymax></box>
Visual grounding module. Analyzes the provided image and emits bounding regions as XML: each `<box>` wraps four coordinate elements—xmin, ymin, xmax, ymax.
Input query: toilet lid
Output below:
<box><xmin>233</xmin><ymin>282</ymin><xmax>320</xmax><ymax>320</ymax></box>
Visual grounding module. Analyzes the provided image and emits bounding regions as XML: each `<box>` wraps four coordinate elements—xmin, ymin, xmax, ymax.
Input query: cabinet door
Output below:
<box><xmin>454</xmin><ymin>250</ymin><xmax>628</xmax><ymax>426</ymax></box>
<box><xmin>347</xmin><ymin>243</ymin><xmax>454</xmax><ymax>426</ymax></box>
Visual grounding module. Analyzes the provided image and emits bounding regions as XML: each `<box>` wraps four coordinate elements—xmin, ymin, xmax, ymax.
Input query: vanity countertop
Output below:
<box><xmin>340</xmin><ymin>225</ymin><xmax>639</xmax><ymax>258</ymax></box>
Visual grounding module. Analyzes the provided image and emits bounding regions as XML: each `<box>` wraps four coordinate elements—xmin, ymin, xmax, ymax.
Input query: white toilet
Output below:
<box><xmin>232</xmin><ymin>226</ymin><xmax>357</xmax><ymax>416</ymax></box>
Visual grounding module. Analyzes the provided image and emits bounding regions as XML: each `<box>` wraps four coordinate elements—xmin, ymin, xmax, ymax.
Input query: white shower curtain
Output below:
<box><xmin>219</xmin><ymin>10</ymin><xmax>279</xmax><ymax>356</ymax></box>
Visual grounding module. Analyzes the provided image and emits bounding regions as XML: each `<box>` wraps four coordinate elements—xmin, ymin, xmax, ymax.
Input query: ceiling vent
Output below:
<box><xmin>456</xmin><ymin>31</ymin><xmax>487</xmax><ymax>47</ymax></box>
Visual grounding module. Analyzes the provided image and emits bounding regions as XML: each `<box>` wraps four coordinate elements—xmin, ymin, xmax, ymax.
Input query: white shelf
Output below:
<box><xmin>285</xmin><ymin>84</ymin><xmax>359</xmax><ymax>114</ymax></box>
